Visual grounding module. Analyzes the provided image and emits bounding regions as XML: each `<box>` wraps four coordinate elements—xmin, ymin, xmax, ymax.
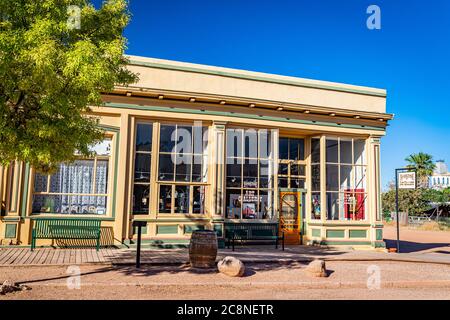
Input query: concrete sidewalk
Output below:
<box><xmin>1</xmin><ymin>245</ymin><xmax>449</xmax><ymax>267</ymax></box>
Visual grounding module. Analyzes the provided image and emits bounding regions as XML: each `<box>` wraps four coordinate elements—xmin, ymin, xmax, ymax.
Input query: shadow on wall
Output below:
<box><xmin>54</xmin><ymin>226</ymin><xmax>117</xmax><ymax>248</ymax></box>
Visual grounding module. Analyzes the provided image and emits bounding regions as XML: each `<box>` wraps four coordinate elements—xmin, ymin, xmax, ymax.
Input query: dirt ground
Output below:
<box><xmin>383</xmin><ymin>225</ymin><xmax>450</xmax><ymax>253</ymax></box>
<box><xmin>1</xmin><ymin>260</ymin><xmax>450</xmax><ymax>300</ymax></box>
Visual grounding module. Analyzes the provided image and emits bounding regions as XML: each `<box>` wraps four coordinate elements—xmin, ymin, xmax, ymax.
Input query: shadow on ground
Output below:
<box><xmin>384</xmin><ymin>239</ymin><xmax>450</xmax><ymax>253</ymax></box>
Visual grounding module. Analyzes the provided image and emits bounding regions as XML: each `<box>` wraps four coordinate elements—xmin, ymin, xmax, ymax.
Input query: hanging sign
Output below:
<box><xmin>398</xmin><ymin>171</ymin><xmax>416</xmax><ymax>189</ymax></box>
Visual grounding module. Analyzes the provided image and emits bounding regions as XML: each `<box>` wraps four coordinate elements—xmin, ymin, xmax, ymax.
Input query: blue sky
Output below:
<box><xmin>113</xmin><ymin>0</ymin><xmax>450</xmax><ymax>190</ymax></box>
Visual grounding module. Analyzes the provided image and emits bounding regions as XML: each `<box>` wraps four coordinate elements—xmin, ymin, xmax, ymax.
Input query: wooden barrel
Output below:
<box><xmin>189</xmin><ymin>230</ymin><xmax>218</xmax><ymax>268</ymax></box>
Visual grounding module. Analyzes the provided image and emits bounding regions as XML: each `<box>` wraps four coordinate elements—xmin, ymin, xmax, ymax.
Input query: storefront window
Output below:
<box><xmin>311</xmin><ymin>138</ymin><xmax>321</xmax><ymax>219</ymax></box>
<box><xmin>157</xmin><ymin>123</ymin><xmax>208</xmax><ymax>214</ymax></box>
<box><xmin>225</xmin><ymin>128</ymin><xmax>275</xmax><ymax>220</ymax></box>
<box><xmin>325</xmin><ymin>137</ymin><xmax>367</xmax><ymax>221</ymax></box>
<box><xmin>32</xmin><ymin>139</ymin><xmax>111</xmax><ymax>215</ymax></box>
<box><xmin>278</xmin><ymin>137</ymin><xmax>306</xmax><ymax>189</ymax></box>
<box><xmin>132</xmin><ymin>123</ymin><xmax>153</xmax><ymax>214</ymax></box>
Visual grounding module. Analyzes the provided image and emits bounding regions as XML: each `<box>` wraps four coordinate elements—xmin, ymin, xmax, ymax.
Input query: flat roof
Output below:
<box><xmin>125</xmin><ymin>55</ymin><xmax>387</xmax><ymax>98</ymax></box>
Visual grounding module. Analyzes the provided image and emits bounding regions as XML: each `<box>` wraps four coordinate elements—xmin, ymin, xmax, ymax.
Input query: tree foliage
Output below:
<box><xmin>382</xmin><ymin>187</ymin><xmax>450</xmax><ymax>216</ymax></box>
<box><xmin>405</xmin><ymin>152</ymin><xmax>436</xmax><ymax>188</ymax></box>
<box><xmin>0</xmin><ymin>0</ymin><xmax>137</xmax><ymax>172</ymax></box>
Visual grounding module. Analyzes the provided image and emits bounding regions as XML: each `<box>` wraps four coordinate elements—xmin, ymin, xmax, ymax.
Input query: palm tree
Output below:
<box><xmin>405</xmin><ymin>152</ymin><xmax>436</xmax><ymax>188</ymax></box>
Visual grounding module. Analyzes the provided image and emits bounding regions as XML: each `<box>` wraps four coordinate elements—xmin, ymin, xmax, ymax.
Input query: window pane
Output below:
<box><xmin>289</xmin><ymin>138</ymin><xmax>304</xmax><ymax>160</ymax></box>
<box><xmin>134</xmin><ymin>153</ymin><xmax>151</xmax><ymax>183</ymax></box>
<box><xmin>135</xmin><ymin>123</ymin><xmax>153</xmax><ymax>152</ymax></box>
<box><xmin>175</xmin><ymin>157</ymin><xmax>191</xmax><ymax>182</ymax></box>
<box><xmin>354</xmin><ymin>166</ymin><xmax>366</xmax><ymax>190</ymax></box>
<box><xmin>192</xmin><ymin>155</ymin><xmax>203</xmax><ymax>182</ymax></box>
<box><xmin>279</xmin><ymin>138</ymin><xmax>289</xmax><ymax>160</ymax></box>
<box><xmin>340</xmin><ymin>165</ymin><xmax>352</xmax><ymax>190</ymax></box>
<box><xmin>326</xmin><ymin>192</ymin><xmax>340</xmax><ymax>220</ymax></box>
<box><xmin>259</xmin><ymin>130</ymin><xmax>272</xmax><ymax>159</ymax></box>
<box><xmin>311</xmin><ymin>138</ymin><xmax>321</xmax><ymax>163</ymax></box>
<box><xmin>175</xmin><ymin>125</ymin><xmax>193</xmax><ymax>154</ymax></box>
<box><xmin>226</xmin><ymin>129</ymin><xmax>243</xmax><ymax>158</ymax></box>
<box><xmin>226</xmin><ymin>160</ymin><xmax>241</xmax><ymax>187</ymax></box>
<box><xmin>291</xmin><ymin>178</ymin><xmax>305</xmax><ymax>189</ymax></box>
<box><xmin>34</xmin><ymin>174</ymin><xmax>48</xmax><ymax>192</ymax></box>
<box><xmin>278</xmin><ymin>177</ymin><xmax>288</xmax><ymax>188</ymax></box>
<box><xmin>89</xmin><ymin>139</ymin><xmax>112</xmax><ymax>156</ymax></box>
<box><xmin>174</xmin><ymin>185</ymin><xmax>190</xmax><ymax>213</ymax></box>
<box><xmin>244</xmin><ymin>129</ymin><xmax>258</xmax><ymax>158</ymax></box>
<box><xmin>340</xmin><ymin>139</ymin><xmax>352</xmax><ymax>164</ymax></box>
<box><xmin>326</xmin><ymin>139</ymin><xmax>338</xmax><ymax>163</ymax></box>
<box><xmin>159</xmin><ymin>125</ymin><xmax>176</xmax><ymax>152</ymax></box>
<box><xmin>278</xmin><ymin>163</ymin><xmax>288</xmax><ymax>175</ymax></box>
<box><xmin>159</xmin><ymin>185</ymin><xmax>172</xmax><ymax>213</ymax></box>
<box><xmin>311</xmin><ymin>192</ymin><xmax>321</xmax><ymax>219</ymax></box>
<box><xmin>326</xmin><ymin>164</ymin><xmax>339</xmax><ymax>191</ymax></box>
<box><xmin>193</xmin><ymin>126</ymin><xmax>207</xmax><ymax>155</ymax></box>
<box><xmin>95</xmin><ymin>160</ymin><xmax>109</xmax><ymax>194</ymax></box>
<box><xmin>32</xmin><ymin>194</ymin><xmax>107</xmax><ymax>215</ymax></box>
<box><xmin>354</xmin><ymin>139</ymin><xmax>366</xmax><ymax>165</ymax></box>
<box><xmin>344</xmin><ymin>192</ymin><xmax>366</xmax><ymax>220</ymax></box>
<box><xmin>258</xmin><ymin>190</ymin><xmax>273</xmax><ymax>219</ymax></box>
<box><xmin>226</xmin><ymin>189</ymin><xmax>241</xmax><ymax>219</ymax></box>
<box><xmin>259</xmin><ymin>159</ymin><xmax>272</xmax><ymax>188</ymax></box>
<box><xmin>243</xmin><ymin>159</ymin><xmax>258</xmax><ymax>188</ymax></box>
<box><xmin>158</xmin><ymin>154</ymin><xmax>174</xmax><ymax>181</ymax></box>
<box><xmin>311</xmin><ymin>164</ymin><xmax>320</xmax><ymax>192</ymax></box>
<box><xmin>290</xmin><ymin>164</ymin><xmax>305</xmax><ymax>176</ymax></box>
<box><xmin>193</xmin><ymin>186</ymin><xmax>205</xmax><ymax>214</ymax></box>
<box><xmin>50</xmin><ymin>160</ymin><xmax>94</xmax><ymax>194</ymax></box>
<box><xmin>242</xmin><ymin>189</ymin><xmax>258</xmax><ymax>219</ymax></box>
<box><xmin>132</xmin><ymin>184</ymin><xmax>150</xmax><ymax>214</ymax></box>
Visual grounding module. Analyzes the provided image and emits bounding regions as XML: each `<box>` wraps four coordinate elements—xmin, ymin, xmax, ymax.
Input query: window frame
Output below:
<box><xmin>30</xmin><ymin>135</ymin><xmax>114</xmax><ymax>216</ymax></box>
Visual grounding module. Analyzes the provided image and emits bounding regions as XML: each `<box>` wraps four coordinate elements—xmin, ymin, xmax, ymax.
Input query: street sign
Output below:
<box><xmin>398</xmin><ymin>171</ymin><xmax>416</xmax><ymax>189</ymax></box>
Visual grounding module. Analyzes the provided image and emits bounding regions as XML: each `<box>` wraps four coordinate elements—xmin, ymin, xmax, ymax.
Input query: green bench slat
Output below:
<box><xmin>31</xmin><ymin>218</ymin><xmax>102</xmax><ymax>251</ymax></box>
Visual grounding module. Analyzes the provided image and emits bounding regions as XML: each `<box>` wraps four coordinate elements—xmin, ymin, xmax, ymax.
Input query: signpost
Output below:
<box><xmin>133</xmin><ymin>220</ymin><xmax>147</xmax><ymax>268</ymax></box>
<box><xmin>394</xmin><ymin>168</ymin><xmax>417</xmax><ymax>253</ymax></box>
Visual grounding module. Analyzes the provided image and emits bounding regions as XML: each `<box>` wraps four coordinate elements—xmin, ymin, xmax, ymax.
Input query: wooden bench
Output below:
<box><xmin>31</xmin><ymin>218</ymin><xmax>102</xmax><ymax>251</ymax></box>
<box><xmin>224</xmin><ymin>223</ymin><xmax>284</xmax><ymax>251</ymax></box>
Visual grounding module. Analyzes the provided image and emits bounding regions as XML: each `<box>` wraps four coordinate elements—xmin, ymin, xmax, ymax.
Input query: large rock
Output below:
<box><xmin>304</xmin><ymin>260</ymin><xmax>328</xmax><ymax>277</ymax></box>
<box><xmin>0</xmin><ymin>280</ymin><xmax>31</xmax><ymax>295</ymax></box>
<box><xmin>217</xmin><ymin>256</ymin><xmax>245</xmax><ymax>277</ymax></box>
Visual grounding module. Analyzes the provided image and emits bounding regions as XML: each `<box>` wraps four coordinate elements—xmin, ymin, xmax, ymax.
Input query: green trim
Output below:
<box><xmin>5</xmin><ymin>224</ymin><xmax>17</xmax><ymax>238</ymax></box>
<box><xmin>320</xmin><ymin>240</ymin><xmax>372</xmax><ymax>246</ymax></box>
<box><xmin>20</xmin><ymin>163</ymin><xmax>30</xmax><ymax>217</ymax></box>
<box><xmin>156</xmin><ymin>225</ymin><xmax>178</xmax><ymax>234</ymax></box>
<box><xmin>311</xmin><ymin>228</ymin><xmax>321</xmax><ymax>237</ymax></box>
<box><xmin>105</xmin><ymin>102</ymin><xmax>386</xmax><ymax>132</ymax></box>
<box><xmin>279</xmin><ymin>188</ymin><xmax>307</xmax><ymax>192</ymax></box>
<box><xmin>308</xmin><ymin>222</ymin><xmax>371</xmax><ymax>227</ymax></box>
<box><xmin>128</xmin><ymin>60</ymin><xmax>387</xmax><ymax>97</ymax></box>
<box><xmin>376</xmin><ymin>229</ymin><xmax>383</xmax><ymax>240</ymax></box>
<box><xmin>133</xmin><ymin>225</ymin><xmax>148</xmax><ymax>235</ymax></box>
<box><xmin>98</xmin><ymin>124</ymin><xmax>120</xmax><ymax>220</ymax></box>
<box><xmin>183</xmin><ymin>224</ymin><xmax>205</xmax><ymax>234</ymax></box>
<box><xmin>349</xmin><ymin>230</ymin><xmax>367</xmax><ymax>238</ymax></box>
<box><xmin>326</xmin><ymin>230</ymin><xmax>345</xmax><ymax>238</ymax></box>
<box><xmin>132</xmin><ymin>217</ymin><xmax>211</xmax><ymax>223</ymax></box>
<box><xmin>213</xmin><ymin>224</ymin><xmax>223</xmax><ymax>237</ymax></box>
<box><xmin>27</xmin><ymin>215</ymin><xmax>115</xmax><ymax>221</ymax></box>
<box><xmin>1</xmin><ymin>216</ymin><xmax>21</xmax><ymax>222</ymax></box>
<box><xmin>374</xmin><ymin>241</ymin><xmax>386</xmax><ymax>248</ymax></box>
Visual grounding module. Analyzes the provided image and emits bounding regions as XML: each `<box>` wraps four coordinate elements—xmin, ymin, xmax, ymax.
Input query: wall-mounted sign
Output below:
<box><xmin>398</xmin><ymin>172</ymin><xmax>416</xmax><ymax>189</ymax></box>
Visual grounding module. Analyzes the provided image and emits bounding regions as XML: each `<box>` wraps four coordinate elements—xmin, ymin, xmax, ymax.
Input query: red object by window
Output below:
<box><xmin>344</xmin><ymin>189</ymin><xmax>365</xmax><ymax>220</ymax></box>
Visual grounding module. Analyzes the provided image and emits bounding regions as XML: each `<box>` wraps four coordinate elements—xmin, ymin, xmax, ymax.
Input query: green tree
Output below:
<box><xmin>382</xmin><ymin>188</ymin><xmax>431</xmax><ymax>216</ymax></box>
<box><xmin>405</xmin><ymin>152</ymin><xmax>436</xmax><ymax>188</ymax></box>
<box><xmin>0</xmin><ymin>0</ymin><xmax>137</xmax><ymax>173</ymax></box>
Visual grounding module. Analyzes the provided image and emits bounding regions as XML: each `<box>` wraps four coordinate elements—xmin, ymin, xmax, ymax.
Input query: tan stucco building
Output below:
<box><xmin>0</xmin><ymin>55</ymin><xmax>392</xmax><ymax>249</ymax></box>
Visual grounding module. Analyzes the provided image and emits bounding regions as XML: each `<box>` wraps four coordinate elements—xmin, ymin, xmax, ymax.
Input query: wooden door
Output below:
<box><xmin>279</xmin><ymin>192</ymin><xmax>302</xmax><ymax>245</ymax></box>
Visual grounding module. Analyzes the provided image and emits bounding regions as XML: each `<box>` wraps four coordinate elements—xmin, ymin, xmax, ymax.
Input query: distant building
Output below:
<box><xmin>429</xmin><ymin>160</ymin><xmax>450</xmax><ymax>190</ymax></box>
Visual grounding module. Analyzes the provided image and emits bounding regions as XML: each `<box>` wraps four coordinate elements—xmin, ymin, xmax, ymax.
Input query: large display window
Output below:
<box><xmin>225</xmin><ymin>128</ymin><xmax>275</xmax><ymax>220</ymax></box>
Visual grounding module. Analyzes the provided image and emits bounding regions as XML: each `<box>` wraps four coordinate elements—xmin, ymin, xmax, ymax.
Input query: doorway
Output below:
<box><xmin>279</xmin><ymin>191</ymin><xmax>302</xmax><ymax>245</ymax></box>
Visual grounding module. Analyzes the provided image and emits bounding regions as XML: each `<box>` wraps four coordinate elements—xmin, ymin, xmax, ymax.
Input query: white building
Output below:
<box><xmin>429</xmin><ymin>160</ymin><xmax>450</xmax><ymax>190</ymax></box>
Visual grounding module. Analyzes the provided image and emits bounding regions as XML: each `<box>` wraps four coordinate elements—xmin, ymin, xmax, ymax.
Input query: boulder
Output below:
<box><xmin>217</xmin><ymin>256</ymin><xmax>245</xmax><ymax>277</ymax></box>
<box><xmin>0</xmin><ymin>280</ymin><xmax>30</xmax><ymax>295</ymax></box>
<box><xmin>304</xmin><ymin>260</ymin><xmax>328</xmax><ymax>277</ymax></box>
